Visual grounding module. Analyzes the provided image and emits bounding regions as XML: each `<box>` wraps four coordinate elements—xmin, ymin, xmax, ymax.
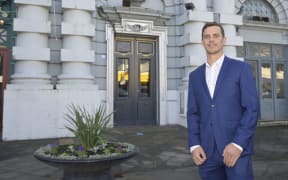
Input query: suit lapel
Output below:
<box><xmin>199</xmin><ymin>64</ymin><xmax>212</xmax><ymax>100</ymax></box>
<box><xmin>213</xmin><ymin>57</ymin><xmax>229</xmax><ymax>99</ymax></box>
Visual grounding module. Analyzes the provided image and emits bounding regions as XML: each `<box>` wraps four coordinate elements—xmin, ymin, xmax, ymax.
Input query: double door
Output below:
<box><xmin>246</xmin><ymin>43</ymin><xmax>288</xmax><ymax>121</ymax></box>
<box><xmin>114</xmin><ymin>36</ymin><xmax>157</xmax><ymax>126</ymax></box>
<box><xmin>260</xmin><ymin>61</ymin><xmax>287</xmax><ymax>120</ymax></box>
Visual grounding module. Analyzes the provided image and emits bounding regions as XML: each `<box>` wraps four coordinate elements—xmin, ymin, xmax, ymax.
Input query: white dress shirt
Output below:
<box><xmin>190</xmin><ymin>55</ymin><xmax>243</xmax><ymax>153</ymax></box>
<box><xmin>206</xmin><ymin>55</ymin><xmax>225</xmax><ymax>98</ymax></box>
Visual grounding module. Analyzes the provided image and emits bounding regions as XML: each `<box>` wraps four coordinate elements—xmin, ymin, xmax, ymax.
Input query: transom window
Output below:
<box><xmin>242</xmin><ymin>0</ymin><xmax>278</xmax><ymax>24</ymax></box>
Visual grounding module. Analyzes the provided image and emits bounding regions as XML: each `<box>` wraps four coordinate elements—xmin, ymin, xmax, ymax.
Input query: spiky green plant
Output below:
<box><xmin>64</xmin><ymin>104</ymin><xmax>113</xmax><ymax>150</ymax></box>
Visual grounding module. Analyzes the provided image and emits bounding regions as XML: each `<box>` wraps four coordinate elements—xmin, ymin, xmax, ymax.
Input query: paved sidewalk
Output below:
<box><xmin>0</xmin><ymin>125</ymin><xmax>287</xmax><ymax>180</ymax></box>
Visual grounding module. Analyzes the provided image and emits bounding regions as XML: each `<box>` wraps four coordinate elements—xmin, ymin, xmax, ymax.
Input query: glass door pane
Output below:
<box><xmin>117</xmin><ymin>58</ymin><xmax>129</xmax><ymax>97</ymax></box>
<box><xmin>261</xmin><ymin>63</ymin><xmax>272</xmax><ymax>98</ymax></box>
<box><xmin>139</xmin><ymin>59</ymin><xmax>150</xmax><ymax>97</ymax></box>
<box><xmin>275</xmin><ymin>63</ymin><xmax>288</xmax><ymax>120</ymax></box>
<box><xmin>260</xmin><ymin>62</ymin><xmax>274</xmax><ymax>120</ymax></box>
<box><xmin>276</xmin><ymin>64</ymin><xmax>285</xmax><ymax>99</ymax></box>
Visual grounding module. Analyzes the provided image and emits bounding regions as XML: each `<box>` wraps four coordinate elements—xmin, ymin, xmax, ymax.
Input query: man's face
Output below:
<box><xmin>202</xmin><ymin>26</ymin><xmax>226</xmax><ymax>55</ymax></box>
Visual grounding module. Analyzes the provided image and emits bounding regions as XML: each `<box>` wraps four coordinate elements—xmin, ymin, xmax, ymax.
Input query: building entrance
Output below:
<box><xmin>114</xmin><ymin>36</ymin><xmax>157</xmax><ymax>126</ymax></box>
<box><xmin>245</xmin><ymin>43</ymin><xmax>288</xmax><ymax>120</ymax></box>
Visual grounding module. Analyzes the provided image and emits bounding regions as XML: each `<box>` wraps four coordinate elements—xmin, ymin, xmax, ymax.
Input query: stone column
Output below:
<box><xmin>12</xmin><ymin>0</ymin><xmax>51</xmax><ymax>84</ymax></box>
<box><xmin>213</xmin><ymin>0</ymin><xmax>243</xmax><ymax>58</ymax></box>
<box><xmin>58</xmin><ymin>0</ymin><xmax>95</xmax><ymax>85</ymax></box>
<box><xmin>180</xmin><ymin>0</ymin><xmax>213</xmax><ymax>80</ymax></box>
<box><xmin>178</xmin><ymin>0</ymin><xmax>214</xmax><ymax>126</ymax></box>
<box><xmin>213</xmin><ymin>0</ymin><xmax>235</xmax><ymax>14</ymax></box>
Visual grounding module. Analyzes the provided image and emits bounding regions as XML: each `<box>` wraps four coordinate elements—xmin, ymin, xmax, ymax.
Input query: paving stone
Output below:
<box><xmin>0</xmin><ymin>125</ymin><xmax>287</xmax><ymax>180</ymax></box>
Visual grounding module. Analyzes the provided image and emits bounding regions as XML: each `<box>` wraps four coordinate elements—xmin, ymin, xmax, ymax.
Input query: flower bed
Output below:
<box><xmin>34</xmin><ymin>142</ymin><xmax>136</xmax><ymax>160</ymax></box>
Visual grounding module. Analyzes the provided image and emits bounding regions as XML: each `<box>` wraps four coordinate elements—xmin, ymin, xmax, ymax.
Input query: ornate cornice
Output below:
<box><xmin>100</xmin><ymin>6</ymin><xmax>171</xmax><ymax>26</ymax></box>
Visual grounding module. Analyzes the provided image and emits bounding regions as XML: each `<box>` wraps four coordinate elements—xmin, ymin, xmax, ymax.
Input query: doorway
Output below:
<box><xmin>114</xmin><ymin>36</ymin><xmax>157</xmax><ymax>126</ymax></box>
<box><xmin>245</xmin><ymin>43</ymin><xmax>288</xmax><ymax>121</ymax></box>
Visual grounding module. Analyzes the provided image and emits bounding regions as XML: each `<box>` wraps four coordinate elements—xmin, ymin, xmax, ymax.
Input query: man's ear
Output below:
<box><xmin>223</xmin><ymin>37</ymin><xmax>227</xmax><ymax>44</ymax></box>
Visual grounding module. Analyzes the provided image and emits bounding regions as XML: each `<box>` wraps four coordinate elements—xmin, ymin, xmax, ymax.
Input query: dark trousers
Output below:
<box><xmin>198</xmin><ymin>144</ymin><xmax>254</xmax><ymax>180</ymax></box>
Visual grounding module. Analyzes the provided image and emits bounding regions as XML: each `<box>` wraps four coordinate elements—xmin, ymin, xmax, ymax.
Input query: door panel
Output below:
<box><xmin>259</xmin><ymin>62</ymin><xmax>288</xmax><ymax>120</ymax></box>
<box><xmin>275</xmin><ymin>63</ymin><xmax>288</xmax><ymax>120</ymax></box>
<box><xmin>260</xmin><ymin>62</ymin><xmax>274</xmax><ymax>120</ymax></box>
<box><xmin>114</xmin><ymin>36</ymin><xmax>156</xmax><ymax>126</ymax></box>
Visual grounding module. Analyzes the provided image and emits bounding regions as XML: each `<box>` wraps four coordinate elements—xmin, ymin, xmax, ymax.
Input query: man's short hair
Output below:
<box><xmin>201</xmin><ymin>22</ymin><xmax>225</xmax><ymax>39</ymax></box>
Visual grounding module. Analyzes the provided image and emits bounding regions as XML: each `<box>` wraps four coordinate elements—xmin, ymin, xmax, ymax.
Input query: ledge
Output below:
<box><xmin>243</xmin><ymin>21</ymin><xmax>288</xmax><ymax>30</ymax></box>
<box><xmin>177</xmin><ymin>11</ymin><xmax>214</xmax><ymax>25</ymax></box>
<box><xmin>257</xmin><ymin>120</ymin><xmax>288</xmax><ymax>127</ymax></box>
<box><xmin>14</xmin><ymin>0</ymin><xmax>51</xmax><ymax>7</ymax></box>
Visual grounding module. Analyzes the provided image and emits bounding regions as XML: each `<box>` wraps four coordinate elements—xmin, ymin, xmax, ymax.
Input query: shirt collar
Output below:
<box><xmin>205</xmin><ymin>54</ymin><xmax>225</xmax><ymax>68</ymax></box>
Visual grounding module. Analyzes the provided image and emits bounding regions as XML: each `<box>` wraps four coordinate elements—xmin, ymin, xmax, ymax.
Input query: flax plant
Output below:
<box><xmin>64</xmin><ymin>104</ymin><xmax>112</xmax><ymax>151</ymax></box>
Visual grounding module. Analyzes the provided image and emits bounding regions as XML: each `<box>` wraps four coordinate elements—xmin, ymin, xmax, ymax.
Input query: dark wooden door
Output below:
<box><xmin>114</xmin><ymin>36</ymin><xmax>156</xmax><ymax>126</ymax></box>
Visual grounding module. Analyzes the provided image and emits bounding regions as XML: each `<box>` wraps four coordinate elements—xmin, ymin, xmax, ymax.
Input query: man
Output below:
<box><xmin>187</xmin><ymin>22</ymin><xmax>259</xmax><ymax>180</ymax></box>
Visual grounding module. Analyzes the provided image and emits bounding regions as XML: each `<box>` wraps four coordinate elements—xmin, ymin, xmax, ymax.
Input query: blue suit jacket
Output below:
<box><xmin>187</xmin><ymin>56</ymin><xmax>259</xmax><ymax>157</ymax></box>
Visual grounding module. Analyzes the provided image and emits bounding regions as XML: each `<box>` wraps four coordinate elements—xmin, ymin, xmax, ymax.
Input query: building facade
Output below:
<box><xmin>0</xmin><ymin>0</ymin><xmax>287</xmax><ymax>140</ymax></box>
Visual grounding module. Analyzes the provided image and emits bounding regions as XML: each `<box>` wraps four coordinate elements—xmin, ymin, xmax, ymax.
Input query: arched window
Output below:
<box><xmin>242</xmin><ymin>0</ymin><xmax>279</xmax><ymax>24</ymax></box>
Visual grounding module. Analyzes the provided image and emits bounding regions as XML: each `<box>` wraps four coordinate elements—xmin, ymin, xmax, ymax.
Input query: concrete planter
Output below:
<box><xmin>33</xmin><ymin>143</ymin><xmax>137</xmax><ymax>180</ymax></box>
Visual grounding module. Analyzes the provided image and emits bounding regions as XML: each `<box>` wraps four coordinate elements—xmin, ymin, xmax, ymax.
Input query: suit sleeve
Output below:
<box><xmin>233</xmin><ymin>62</ymin><xmax>260</xmax><ymax>149</ymax></box>
<box><xmin>187</xmin><ymin>73</ymin><xmax>201</xmax><ymax>147</ymax></box>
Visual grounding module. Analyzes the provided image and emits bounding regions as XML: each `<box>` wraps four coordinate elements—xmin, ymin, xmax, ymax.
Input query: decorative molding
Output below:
<box><xmin>123</xmin><ymin>19</ymin><xmax>152</xmax><ymax>33</ymax></box>
<box><xmin>126</xmin><ymin>23</ymin><xmax>148</xmax><ymax>32</ymax></box>
<box><xmin>101</xmin><ymin>6</ymin><xmax>171</xmax><ymax>26</ymax></box>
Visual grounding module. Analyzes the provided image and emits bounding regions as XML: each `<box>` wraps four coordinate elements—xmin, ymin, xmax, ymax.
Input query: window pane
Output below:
<box><xmin>117</xmin><ymin>58</ymin><xmax>129</xmax><ymax>97</ymax></box>
<box><xmin>138</xmin><ymin>42</ymin><xmax>153</xmax><ymax>55</ymax></box>
<box><xmin>116</xmin><ymin>41</ymin><xmax>131</xmax><ymax>53</ymax></box>
<box><xmin>248</xmin><ymin>44</ymin><xmax>271</xmax><ymax>58</ymax></box>
<box><xmin>274</xmin><ymin>45</ymin><xmax>288</xmax><ymax>60</ymax></box>
<box><xmin>139</xmin><ymin>59</ymin><xmax>150</xmax><ymax>97</ymax></box>
<box><xmin>276</xmin><ymin>64</ymin><xmax>285</xmax><ymax>99</ymax></box>
<box><xmin>261</xmin><ymin>63</ymin><xmax>272</xmax><ymax>98</ymax></box>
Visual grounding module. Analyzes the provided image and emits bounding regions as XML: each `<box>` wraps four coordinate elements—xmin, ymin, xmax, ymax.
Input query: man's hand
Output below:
<box><xmin>223</xmin><ymin>143</ymin><xmax>242</xmax><ymax>167</ymax></box>
<box><xmin>191</xmin><ymin>146</ymin><xmax>207</xmax><ymax>165</ymax></box>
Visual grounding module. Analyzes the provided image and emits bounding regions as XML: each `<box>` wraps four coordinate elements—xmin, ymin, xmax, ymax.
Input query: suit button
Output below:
<box><xmin>211</xmin><ymin>104</ymin><xmax>215</xmax><ymax>108</ymax></box>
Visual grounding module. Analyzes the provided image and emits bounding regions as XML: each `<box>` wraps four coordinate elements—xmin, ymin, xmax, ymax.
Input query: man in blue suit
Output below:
<box><xmin>187</xmin><ymin>22</ymin><xmax>259</xmax><ymax>180</ymax></box>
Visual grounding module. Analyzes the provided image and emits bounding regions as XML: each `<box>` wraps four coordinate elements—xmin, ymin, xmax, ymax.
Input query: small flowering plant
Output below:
<box><xmin>34</xmin><ymin>104</ymin><xmax>135</xmax><ymax>160</ymax></box>
<box><xmin>35</xmin><ymin>142</ymin><xmax>134</xmax><ymax>160</ymax></box>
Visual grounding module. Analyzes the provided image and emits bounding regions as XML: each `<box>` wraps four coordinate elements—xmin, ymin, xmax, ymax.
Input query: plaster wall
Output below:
<box><xmin>3</xmin><ymin>86</ymin><xmax>105</xmax><ymax>140</ymax></box>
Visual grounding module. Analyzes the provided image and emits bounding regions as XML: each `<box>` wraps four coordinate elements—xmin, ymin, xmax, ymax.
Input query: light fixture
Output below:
<box><xmin>185</xmin><ymin>2</ymin><xmax>195</xmax><ymax>10</ymax></box>
<box><xmin>0</xmin><ymin>19</ymin><xmax>4</xmax><ymax>25</ymax></box>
